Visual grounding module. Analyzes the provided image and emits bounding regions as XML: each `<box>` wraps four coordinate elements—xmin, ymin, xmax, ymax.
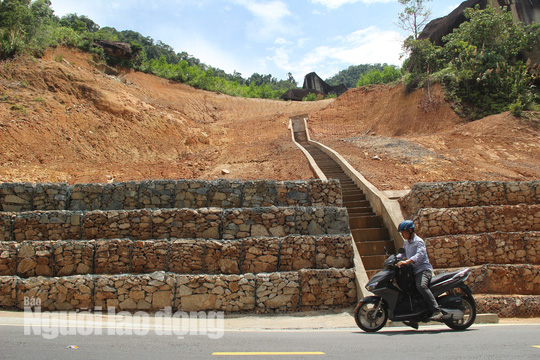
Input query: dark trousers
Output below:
<box><xmin>415</xmin><ymin>271</ymin><xmax>440</xmax><ymax>314</ymax></box>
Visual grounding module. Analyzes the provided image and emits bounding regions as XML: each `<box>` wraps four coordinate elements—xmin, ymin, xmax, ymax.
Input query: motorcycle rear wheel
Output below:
<box><xmin>354</xmin><ymin>298</ymin><xmax>388</xmax><ymax>332</ymax></box>
<box><xmin>444</xmin><ymin>296</ymin><xmax>476</xmax><ymax>330</ymax></box>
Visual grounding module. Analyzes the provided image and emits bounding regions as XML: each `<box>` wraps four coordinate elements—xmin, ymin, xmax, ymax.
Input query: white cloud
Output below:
<box><xmin>232</xmin><ymin>0</ymin><xmax>293</xmax><ymax>40</ymax></box>
<box><xmin>270</xmin><ymin>26</ymin><xmax>403</xmax><ymax>81</ymax></box>
<box><xmin>311</xmin><ymin>0</ymin><xmax>394</xmax><ymax>10</ymax></box>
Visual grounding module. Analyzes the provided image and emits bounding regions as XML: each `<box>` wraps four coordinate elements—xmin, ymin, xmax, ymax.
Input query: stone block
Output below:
<box><xmin>505</xmin><ymin>181</ymin><xmax>536</xmax><ymax>205</ymax></box>
<box><xmin>524</xmin><ymin>232</ymin><xmax>540</xmax><ymax>264</ymax></box>
<box><xmin>175</xmin><ymin>180</ymin><xmax>209</xmax><ymax>209</ymax></box>
<box><xmin>255</xmin><ymin>272</ymin><xmax>299</xmax><ymax>312</ymax></box>
<box><xmin>205</xmin><ymin>240</ymin><xmax>242</xmax><ymax>274</ymax></box>
<box><xmin>276</xmin><ymin>181</ymin><xmax>309</xmax><ymax>206</ymax></box>
<box><xmin>152</xmin><ymin>208</ymin><xmax>221</xmax><ymax>239</ymax></box>
<box><xmin>295</xmin><ymin>207</ymin><xmax>349</xmax><ymax>236</ymax></box>
<box><xmin>17</xmin><ymin>275</ymin><xmax>94</xmax><ymax>311</ymax></box>
<box><xmin>223</xmin><ymin>207</ymin><xmax>295</xmax><ymax>240</ymax></box>
<box><xmin>13</xmin><ymin>211</ymin><xmax>82</xmax><ymax>242</ymax></box>
<box><xmin>95</xmin><ymin>239</ymin><xmax>131</xmax><ymax>274</ymax></box>
<box><xmin>315</xmin><ymin>235</ymin><xmax>354</xmax><ymax>269</ymax></box>
<box><xmin>53</xmin><ymin>240</ymin><xmax>95</xmax><ymax>276</ymax></box>
<box><xmin>17</xmin><ymin>241</ymin><xmax>54</xmax><ymax>277</ymax></box>
<box><xmin>138</xmin><ymin>180</ymin><xmax>176</xmax><ymax>209</ymax></box>
<box><xmin>242</xmin><ymin>180</ymin><xmax>277</xmax><ymax>207</ymax></box>
<box><xmin>0</xmin><ymin>276</ymin><xmax>18</xmax><ymax>308</ymax></box>
<box><xmin>309</xmin><ymin>179</ymin><xmax>343</xmax><ymax>207</ymax></box>
<box><xmin>242</xmin><ymin>237</ymin><xmax>280</xmax><ymax>274</ymax></box>
<box><xmin>0</xmin><ymin>183</ymin><xmax>34</xmax><ymax>212</ymax></box>
<box><xmin>95</xmin><ymin>272</ymin><xmax>174</xmax><ymax>311</ymax></box>
<box><xmin>477</xmin><ymin>181</ymin><xmax>507</xmax><ymax>206</ymax></box>
<box><xmin>0</xmin><ymin>242</ymin><xmax>18</xmax><ymax>275</ymax></box>
<box><xmin>34</xmin><ymin>183</ymin><xmax>69</xmax><ymax>210</ymax></box>
<box><xmin>299</xmin><ymin>268</ymin><xmax>356</xmax><ymax>310</ymax></box>
<box><xmin>168</xmin><ymin>239</ymin><xmax>205</xmax><ymax>274</ymax></box>
<box><xmin>131</xmin><ymin>240</ymin><xmax>169</xmax><ymax>273</ymax></box>
<box><xmin>175</xmin><ymin>274</ymin><xmax>255</xmax><ymax>312</ymax></box>
<box><xmin>447</xmin><ymin>182</ymin><xmax>479</xmax><ymax>208</ymax></box>
<box><xmin>208</xmin><ymin>179</ymin><xmax>242</xmax><ymax>208</ymax></box>
<box><xmin>69</xmin><ymin>183</ymin><xmax>104</xmax><ymax>211</ymax></box>
<box><xmin>280</xmin><ymin>235</ymin><xmax>315</xmax><ymax>271</ymax></box>
<box><xmin>102</xmin><ymin>181</ymin><xmax>139</xmax><ymax>210</ymax></box>
<box><xmin>0</xmin><ymin>213</ymin><xmax>14</xmax><ymax>241</ymax></box>
<box><xmin>82</xmin><ymin>210</ymin><xmax>152</xmax><ymax>240</ymax></box>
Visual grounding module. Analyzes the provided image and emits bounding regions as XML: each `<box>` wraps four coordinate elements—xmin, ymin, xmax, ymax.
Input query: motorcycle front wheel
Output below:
<box><xmin>444</xmin><ymin>295</ymin><xmax>476</xmax><ymax>330</ymax></box>
<box><xmin>354</xmin><ymin>298</ymin><xmax>388</xmax><ymax>332</ymax></box>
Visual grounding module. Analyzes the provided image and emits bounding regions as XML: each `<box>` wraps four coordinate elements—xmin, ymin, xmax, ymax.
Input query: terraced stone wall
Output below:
<box><xmin>0</xmin><ymin>179</ymin><xmax>342</xmax><ymax>212</ymax></box>
<box><xmin>0</xmin><ymin>206</ymin><xmax>349</xmax><ymax>243</ymax></box>
<box><xmin>401</xmin><ymin>181</ymin><xmax>539</xmax><ymax>217</ymax></box>
<box><xmin>0</xmin><ymin>235</ymin><xmax>354</xmax><ymax>278</ymax></box>
<box><xmin>0</xmin><ymin>179</ymin><xmax>355</xmax><ymax>314</ymax></box>
<box><xmin>0</xmin><ymin>268</ymin><xmax>357</xmax><ymax>313</ymax></box>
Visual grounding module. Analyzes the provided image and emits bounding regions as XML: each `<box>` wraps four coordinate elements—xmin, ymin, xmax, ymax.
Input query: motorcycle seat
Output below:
<box><xmin>430</xmin><ymin>270</ymin><xmax>462</xmax><ymax>286</ymax></box>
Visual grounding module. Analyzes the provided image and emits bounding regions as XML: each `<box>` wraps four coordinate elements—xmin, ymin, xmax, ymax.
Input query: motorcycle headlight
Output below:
<box><xmin>366</xmin><ymin>283</ymin><xmax>377</xmax><ymax>292</ymax></box>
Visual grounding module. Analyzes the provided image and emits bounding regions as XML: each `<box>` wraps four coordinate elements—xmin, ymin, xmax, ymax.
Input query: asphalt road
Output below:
<box><xmin>1</xmin><ymin>322</ymin><xmax>539</xmax><ymax>360</ymax></box>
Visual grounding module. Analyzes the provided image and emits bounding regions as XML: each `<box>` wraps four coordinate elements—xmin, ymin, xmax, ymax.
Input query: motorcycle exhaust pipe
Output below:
<box><xmin>441</xmin><ymin>308</ymin><xmax>464</xmax><ymax>320</ymax></box>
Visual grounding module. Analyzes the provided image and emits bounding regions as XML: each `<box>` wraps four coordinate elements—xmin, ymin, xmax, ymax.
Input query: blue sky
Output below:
<box><xmin>49</xmin><ymin>0</ymin><xmax>462</xmax><ymax>82</ymax></box>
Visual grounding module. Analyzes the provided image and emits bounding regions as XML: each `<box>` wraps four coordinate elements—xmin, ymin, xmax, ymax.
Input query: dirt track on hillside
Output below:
<box><xmin>1</xmin><ymin>47</ymin><xmax>539</xmax><ymax>189</ymax></box>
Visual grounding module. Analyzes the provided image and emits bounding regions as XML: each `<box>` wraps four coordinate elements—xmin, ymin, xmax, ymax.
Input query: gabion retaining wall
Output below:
<box><xmin>434</xmin><ymin>264</ymin><xmax>540</xmax><ymax>296</ymax></box>
<box><xmin>426</xmin><ymin>231</ymin><xmax>540</xmax><ymax>268</ymax></box>
<box><xmin>401</xmin><ymin>181</ymin><xmax>540</xmax><ymax>216</ymax></box>
<box><xmin>0</xmin><ymin>268</ymin><xmax>357</xmax><ymax>313</ymax></box>
<box><xmin>475</xmin><ymin>295</ymin><xmax>540</xmax><ymax>317</ymax></box>
<box><xmin>0</xmin><ymin>179</ymin><xmax>342</xmax><ymax>212</ymax></box>
<box><xmin>0</xmin><ymin>235</ymin><xmax>354</xmax><ymax>277</ymax></box>
<box><xmin>414</xmin><ymin>204</ymin><xmax>540</xmax><ymax>238</ymax></box>
<box><xmin>0</xmin><ymin>206</ymin><xmax>349</xmax><ymax>243</ymax></box>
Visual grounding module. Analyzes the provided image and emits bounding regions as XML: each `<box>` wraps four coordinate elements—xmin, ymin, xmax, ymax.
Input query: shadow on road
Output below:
<box><xmin>351</xmin><ymin>328</ymin><xmax>479</xmax><ymax>336</ymax></box>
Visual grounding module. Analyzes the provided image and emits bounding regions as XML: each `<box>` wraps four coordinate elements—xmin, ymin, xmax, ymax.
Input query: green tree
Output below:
<box><xmin>397</xmin><ymin>0</ymin><xmax>432</xmax><ymax>40</ymax></box>
<box><xmin>441</xmin><ymin>6</ymin><xmax>540</xmax><ymax>118</ymax></box>
<box><xmin>357</xmin><ymin>65</ymin><xmax>402</xmax><ymax>87</ymax></box>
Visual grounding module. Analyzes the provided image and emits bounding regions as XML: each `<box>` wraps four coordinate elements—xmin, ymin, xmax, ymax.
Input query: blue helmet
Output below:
<box><xmin>398</xmin><ymin>220</ymin><xmax>415</xmax><ymax>232</ymax></box>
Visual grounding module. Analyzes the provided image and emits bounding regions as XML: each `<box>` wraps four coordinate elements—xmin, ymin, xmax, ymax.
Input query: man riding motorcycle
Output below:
<box><xmin>396</xmin><ymin>220</ymin><xmax>445</xmax><ymax>324</ymax></box>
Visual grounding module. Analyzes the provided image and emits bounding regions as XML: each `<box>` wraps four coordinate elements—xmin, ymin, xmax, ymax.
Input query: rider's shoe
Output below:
<box><xmin>429</xmin><ymin>310</ymin><xmax>446</xmax><ymax>321</ymax></box>
<box><xmin>403</xmin><ymin>321</ymin><xmax>419</xmax><ymax>330</ymax></box>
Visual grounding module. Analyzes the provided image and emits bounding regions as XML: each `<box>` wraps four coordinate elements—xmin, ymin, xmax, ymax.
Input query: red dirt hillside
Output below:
<box><xmin>1</xmin><ymin>47</ymin><xmax>539</xmax><ymax>189</ymax></box>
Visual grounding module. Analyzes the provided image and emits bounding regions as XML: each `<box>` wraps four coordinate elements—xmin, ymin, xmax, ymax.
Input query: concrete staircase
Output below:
<box><xmin>295</xmin><ymin>131</ymin><xmax>394</xmax><ymax>278</ymax></box>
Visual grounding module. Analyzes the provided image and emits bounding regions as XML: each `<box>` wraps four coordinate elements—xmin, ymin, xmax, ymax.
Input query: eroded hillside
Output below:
<box><xmin>0</xmin><ymin>47</ymin><xmax>329</xmax><ymax>184</ymax></box>
<box><xmin>1</xmin><ymin>47</ymin><xmax>539</xmax><ymax>189</ymax></box>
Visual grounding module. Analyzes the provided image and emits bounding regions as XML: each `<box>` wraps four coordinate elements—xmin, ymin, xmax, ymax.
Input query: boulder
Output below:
<box><xmin>419</xmin><ymin>0</ymin><xmax>540</xmax><ymax>46</ymax></box>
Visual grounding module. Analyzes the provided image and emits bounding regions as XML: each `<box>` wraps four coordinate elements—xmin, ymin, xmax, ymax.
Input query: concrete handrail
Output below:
<box><xmin>289</xmin><ymin>116</ymin><xmax>327</xmax><ymax>180</ymax></box>
<box><xmin>308</xmin><ymin>139</ymin><xmax>405</xmax><ymax>249</ymax></box>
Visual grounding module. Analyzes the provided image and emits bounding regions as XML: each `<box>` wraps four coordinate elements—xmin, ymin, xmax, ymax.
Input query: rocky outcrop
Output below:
<box><xmin>280</xmin><ymin>88</ymin><xmax>323</xmax><ymax>101</ymax></box>
<box><xmin>419</xmin><ymin>0</ymin><xmax>540</xmax><ymax>46</ymax></box>
<box><xmin>281</xmin><ymin>73</ymin><xmax>348</xmax><ymax>101</ymax></box>
<box><xmin>94</xmin><ymin>40</ymin><xmax>133</xmax><ymax>59</ymax></box>
<box><xmin>303</xmin><ymin>72</ymin><xmax>348</xmax><ymax>97</ymax></box>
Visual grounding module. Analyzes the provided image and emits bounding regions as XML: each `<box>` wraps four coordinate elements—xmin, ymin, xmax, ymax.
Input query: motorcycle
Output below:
<box><xmin>354</xmin><ymin>248</ymin><xmax>476</xmax><ymax>332</ymax></box>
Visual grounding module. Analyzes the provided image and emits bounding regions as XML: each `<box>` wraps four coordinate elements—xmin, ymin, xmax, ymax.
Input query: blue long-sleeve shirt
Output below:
<box><xmin>399</xmin><ymin>234</ymin><xmax>433</xmax><ymax>275</ymax></box>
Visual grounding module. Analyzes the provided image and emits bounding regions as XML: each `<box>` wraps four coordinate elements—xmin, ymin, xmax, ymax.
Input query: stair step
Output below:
<box><xmin>349</xmin><ymin>215</ymin><xmax>383</xmax><ymax>229</ymax></box>
<box><xmin>343</xmin><ymin>200</ymin><xmax>371</xmax><ymax>208</ymax></box>
<box><xmin>341</xmin><ymin>192</ymin><xmax>366</xmax><ymax>202</ymax></box>
<box><xmin>360</xmin><ymin>254</ymin><xmax>388</xmax><ymax>270</ymax></box>
<box><xmin>347</xmin><ymin>206</ymin><xmax>374</xmax><ymax>214</ymax></box>
<box><xmin>352</xmin><ymin>228</ymin><xmax>390</xmax><ymax>242</ymax></box>
<box><xmin>357</xmin><ymin>240</ymin><xmax>395</xmax><ymax>256</ymax></box>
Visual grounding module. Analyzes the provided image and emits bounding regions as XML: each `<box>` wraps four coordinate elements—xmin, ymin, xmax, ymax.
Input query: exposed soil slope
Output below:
<box><xmin>0</xmin><ymin>47</ymin><xmax>329</xmax><ymax>183</ymax></box>
<box><xmin>308</xmin><ymin>85</ymin><xmax>540</xmax><ymax>190</ymax></box>
<box><xmin>1</xmin><ymin>47</ymin><xmax>539</xmax><ymax>189</ymax></box>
